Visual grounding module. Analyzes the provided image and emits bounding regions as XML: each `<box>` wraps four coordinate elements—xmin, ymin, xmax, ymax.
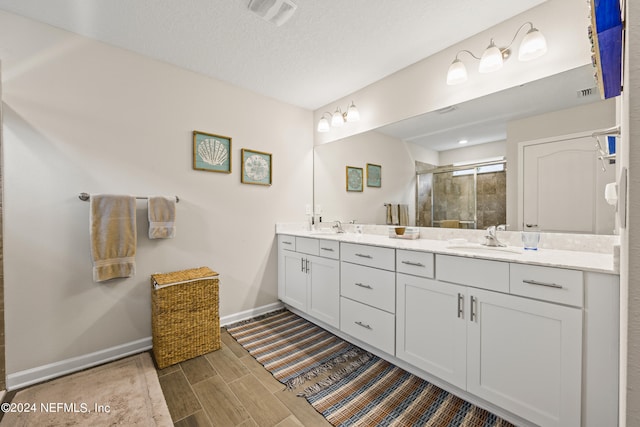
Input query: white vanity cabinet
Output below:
<box><xmin>397</xmin><ymin>253</ymin><xmax>583</xmax><ymax>427</ymax></box>
<box><xmin>277</xmin><ymin>235</ymin><xmax>340</xmax><ymax>328</ymax></box>
<box><xmin>277</xmin><ymin>231</ymin><xmax>619</xmax><ymax>427</ymax></box>
<box><xmin>339</xmin><ymin>242</ymin><xmax>396</xmax><ymax>355</ymax></box>
<box><xmin>396</xmin><ymin>273</ymin><xmax>467</xmax><ymax>389</ymax></box>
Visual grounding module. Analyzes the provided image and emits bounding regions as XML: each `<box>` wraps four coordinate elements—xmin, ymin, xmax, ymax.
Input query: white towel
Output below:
<box><xmin>391</xmin><ymin>204</ymin><xmax>399</xmax><ymax>225</ymax></box>
<box><xmin>148</xmin><ymin>196</ymin><xmax>176</xmax><ymax>239</ymax></box>
<box><xmin>90</xmin><ymin>195</ymin><xmax>137</xmax><ymax>282</ymax></box>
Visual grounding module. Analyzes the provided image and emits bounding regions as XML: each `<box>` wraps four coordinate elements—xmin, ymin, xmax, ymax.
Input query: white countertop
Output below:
<box><xmin>277</xmin><ymin>230</ymin><xmax>618</xmax><ymax>275</ymax></box>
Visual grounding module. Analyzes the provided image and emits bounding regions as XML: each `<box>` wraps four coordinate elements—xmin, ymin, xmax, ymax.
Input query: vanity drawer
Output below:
<box><xmin>278</xmin><ymin>234</ymin><xmax>296</xmax><ymax>251</ymax></box>
<box><xmin>341</xmin><ymin>262</ymin><xmax>395</xmax><ymax>313</ymax></box>
<box><xmin>341</xmin><ymin>243</ymin><xmax>395</xmax><ymax>271</ymax></box>
<box><xmin>296</xmin><ymin>237</ymin><xmax>319</xmax><ymax>256</ymax></box>
<box><xmin>319</xmin><ymin>239</ymin><xmax>340</xmax><ymax>259</ymax></box>
<box><xmin>436</xmin><ymin>254</ymin><xmax>509</xmax><ymax>293</ymax></box>
<box><xmin>510</xmin><ymin>264</ymin><xmax>583</xmax><ymax>307</ymax></box>
<box><xmin>396</xmin><ymin>250</ymin><xmax>434</xmax><ymax>278</ymax></box>
<box><xmin>340</xmin><ymin>297</ymin><xmax>395</xmax><ymax>355</ymax></box>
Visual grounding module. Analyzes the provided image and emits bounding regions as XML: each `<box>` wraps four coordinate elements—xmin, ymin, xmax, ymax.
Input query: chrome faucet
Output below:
<box><xmin>483</xmin><ymin>225</ymin><xmax>507</xmax><ymax>247</ymax></box>
<box><xmin>332</xmin><ymin>220</ymin><xmax>345</xmax><ymax>233</ymax></box>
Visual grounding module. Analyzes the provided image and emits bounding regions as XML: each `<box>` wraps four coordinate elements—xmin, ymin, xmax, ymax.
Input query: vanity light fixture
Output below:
<box><xmin>317</xmin><ymin>101</ymin><xmax>360</xmax><ymax>132</ymax></box>
<box><xmin>446</xmin><ymin>22</ymin><xmax>547</xmax><ymax>85</ymax></box>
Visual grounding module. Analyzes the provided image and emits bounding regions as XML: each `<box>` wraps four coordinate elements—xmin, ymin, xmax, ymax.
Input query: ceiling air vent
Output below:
<box><xmin>247</xmin><ymin>0</ymin><xmax>297</xmax><ymax>26</ymax></box>
<box><xmin>577</xmin><ymin>87</ymin><xmax>598</xmax><ymax>98</ymax></box>
<box><xmin>436</xmin><ymin>105</ymin><xmax>457</xmax><ymax>114</ymax></box>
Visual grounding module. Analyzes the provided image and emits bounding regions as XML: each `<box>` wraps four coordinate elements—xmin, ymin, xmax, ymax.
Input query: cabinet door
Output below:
<box><xmin>396</xmin><ymin>273</ymin><xmax>467</xmax><ymax>389</ymax></box>
<box><xmin>467</xmin><ymin>289</ymin><xmax>582</xmax><ymax>427</ymax></box>
<box><xmin>280</xmin><ymin>250</ymin><xmax>307</xmax><ymax>312</ymax></box>
<box><xmin>308</xmin><ymin>255</ymin><xmax>340</xmax><ymax>328</ymax></box>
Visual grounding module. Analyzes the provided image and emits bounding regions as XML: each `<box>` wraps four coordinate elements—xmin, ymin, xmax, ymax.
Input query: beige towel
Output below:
<box><xmin>90</xmin><ymin>195</ymin><xmax>137</xmax><ymax>282</ymax></box>
<box><xmin>386</xmin><ymin>204</ymin><xmax>393</xmax><ymax>225</ymax></box>
<box><xmin>440</xmin><ymin>219</ymin><xmax>461</xmax><ymax>228</ymax></box>
<box><xmin>398</xmin><ymin>204</ymin><xmax>409</xmax><ymax>226</ymax></box>
<box><xmin>148</xmin><ymin>196</ymin><xmax>176</xmax><ymax>239</ymax></box>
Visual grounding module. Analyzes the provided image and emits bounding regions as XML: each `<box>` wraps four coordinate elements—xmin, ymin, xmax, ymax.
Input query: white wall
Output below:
<box><xmin>0</xmin><ymin>11</ymin><xmax>313</xmax><ymax>380</ymax></box>
<box><xmin>314</xmin><ymin>131</ymin><xmax>415</xmax><ymax>225</ymax></box>
<box><xmin>505</xmin><ymin>99</ymin><xmax>617</xmax><ymax>230</ymax></box>
<box><xmin>438</xmin><ymin>140</ymin><xmax>506</xmax><ymax>166</ymax></box>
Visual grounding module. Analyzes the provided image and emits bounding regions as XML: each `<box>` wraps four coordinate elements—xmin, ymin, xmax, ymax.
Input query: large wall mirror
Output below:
<box><xmin>314</xmin><ymin>64</ymin><xmax>619</xmax><ymax>234</ymax></box>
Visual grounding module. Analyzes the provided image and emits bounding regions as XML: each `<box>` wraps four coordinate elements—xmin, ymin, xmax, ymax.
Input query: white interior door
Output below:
<box><xmin>522</xmin><ymin>136</ymin><xmax>615</xmax><ymax>233</ymax></box>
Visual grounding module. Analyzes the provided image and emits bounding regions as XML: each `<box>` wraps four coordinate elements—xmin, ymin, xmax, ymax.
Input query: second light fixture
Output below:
<box><xmin>447</xmin><ymin>22</ymin><xmax>548</xmax><ymax>85</ymax></box>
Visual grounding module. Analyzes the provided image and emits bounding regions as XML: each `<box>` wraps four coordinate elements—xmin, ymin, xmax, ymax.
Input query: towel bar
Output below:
<box><xmin>79</xmin><ymin>192</ymin><xmax>179</xmax><ymax>203</ymax></box>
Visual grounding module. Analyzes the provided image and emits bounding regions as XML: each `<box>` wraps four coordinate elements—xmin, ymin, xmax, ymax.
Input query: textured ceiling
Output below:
<box><xmin>0</xmin><ymin>0</ymin><xmax>545</xmax><ymax>110</ymax></box>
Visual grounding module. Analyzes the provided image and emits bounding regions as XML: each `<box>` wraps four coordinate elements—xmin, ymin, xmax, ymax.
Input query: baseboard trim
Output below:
<box><xmin>220</xmin><ymin>302</ymin><xmax>284</xmax><ymax>326</ymax></box>
<box><xmin>6</xmin><ymin>337</ymin><xmax>152</xmax><ymax>391</ymax></box>
<box><xmin>6</xmin><ymin>302</ymin><xmax>284</xmax><ymax>391</ymax></box>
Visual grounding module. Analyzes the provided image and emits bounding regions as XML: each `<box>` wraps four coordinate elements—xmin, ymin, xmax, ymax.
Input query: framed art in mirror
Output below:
<box><xmin>241</xmin><ymin>148</ymin><xmax>272</xmax><ymax>186</ymax></box>
<box><xmin>346</xmin><ymin>166</ymin><xmax>363</xmax><ymax>192</ymax></box>
<box><xmin>193</xmin><ymin>130</ymin><xmax>232</xmax><ymax>173</ymax></box>
<box><xmin>367</xmin><ymin>163</ymin><xmax>382</xmax><ymax>187</ymax></box>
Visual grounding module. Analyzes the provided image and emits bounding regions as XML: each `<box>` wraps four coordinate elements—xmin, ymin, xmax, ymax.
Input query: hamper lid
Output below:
<box><xmin>151</xmin><ymin>266</ymin><xmax>218</xmax><ymax>286</ymax></box>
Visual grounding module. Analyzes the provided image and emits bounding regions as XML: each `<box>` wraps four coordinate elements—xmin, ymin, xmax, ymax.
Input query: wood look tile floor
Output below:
<box><xmin>156</xmin><ymin>329</ymin><xmax>332</xmax><ymax>427</ymax></box>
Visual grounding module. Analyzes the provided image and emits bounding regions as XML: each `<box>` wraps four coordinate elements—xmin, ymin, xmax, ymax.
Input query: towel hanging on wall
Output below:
<box><xmin>148</xmin><ymin>196</ymin><xmax>176</xmax><ymax>239</ymax></box>
<box><xmin>90</xmin><ymin>195</ymin><xmax>137</xmax><ymax>282</ymax></box>
<box><xmin>398</xmin><ymin>204</ymin><xmax>409</xmax><ymax>226</ymax></box>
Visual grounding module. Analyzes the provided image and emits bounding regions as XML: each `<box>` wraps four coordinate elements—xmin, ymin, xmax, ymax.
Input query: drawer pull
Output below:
<box><xmin>354</xmin><ymin>282</ymin><xmax>373</xmax><ymax>290</ymax></box>
<box><xmin>470</xmin><ymin>296</ymin><xmax>477</xmax><ymax>322</ymax></box>
<box><xmin>457</xmin><ymin>293</ymin><xmax>464</xmax><ymax>318</ymax></box>
<box><xmin>523</xmin><ymin>279</ymin><xmax>563</xmax><ymax>289</ymax></box>
<box><xmin>401</xmin><ymin>260</ymin><xmax>425</xmax><ymax>267</ymax></box>
<box><xmin>282</xmin><ymin>241</ymin><xmax>293</xmax><ymax>245</ymax></box>
<box><xmin>355</xmin><ymin>253</ymin><xmax>373</xmax><ymax>259</ymax></box>
<box><xmin>355</xmin><ymin>321</ymin><xmax>372</xmax><ymax>330</ymax></box>
<box><xmin>321</xmin><ymin>247</ymin><xmax>335</xmax><ymax>252</ymax></box>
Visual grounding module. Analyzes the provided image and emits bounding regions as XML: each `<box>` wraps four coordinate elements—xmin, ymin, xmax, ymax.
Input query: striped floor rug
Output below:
<box><xmin>226</xmin><ymin>309</ymin><xmax>373</xmax><ymax>388</ymax></box>
<box><xmin>227</xmin><ymin>310</ymin><xmax>514</xmax><ymax>427</ymax></box>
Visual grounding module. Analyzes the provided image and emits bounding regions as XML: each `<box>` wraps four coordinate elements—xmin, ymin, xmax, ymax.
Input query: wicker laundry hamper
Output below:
<box><xmin>151</xmin><ymin>266</ymin><xmax>221</xmax><ymax>368</ymax></box>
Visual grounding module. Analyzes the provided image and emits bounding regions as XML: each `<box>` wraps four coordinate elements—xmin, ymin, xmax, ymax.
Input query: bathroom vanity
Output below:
<box><xmin>276</xmin><ymin>227</ymin><xmax>619</xmax><ymax>427</ymax></box>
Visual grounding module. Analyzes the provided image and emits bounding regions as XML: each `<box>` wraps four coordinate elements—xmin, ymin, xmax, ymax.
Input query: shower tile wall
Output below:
<box><xmin>433</xmin><ymin>172</ymin><xmax>475</xmax><ymax>227</ymax></box>
<box><xmin>416</xmin><ymin>170</ymin><xmax>506</xmax><ymax>230</ymax></box>
<box><xmin>476</xmin><ymin>171</ymin><xmax>507</xmax><ymax>229</ymax></box>
<box><xmin>417</xmin><ymin>173</ymin><xmax>432</xmax><ymax>227</ymax></box>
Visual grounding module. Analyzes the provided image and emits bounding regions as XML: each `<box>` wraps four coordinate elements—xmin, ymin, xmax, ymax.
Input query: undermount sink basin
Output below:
<box><xmin>446</xmin><ymin>243</ymin><xmax>522</xmax><ymax>254</ymax></box>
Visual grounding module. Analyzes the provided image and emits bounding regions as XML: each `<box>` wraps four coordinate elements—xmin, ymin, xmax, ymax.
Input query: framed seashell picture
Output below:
<box><xmin>241</xmin><ymin>148</ymin><xmax>272</xmax><ymax>186</ymax></box>
<box><xmin>193</xmin><ymin>130</ymin><xmax>232</xmax><ymax>173</ymax></box>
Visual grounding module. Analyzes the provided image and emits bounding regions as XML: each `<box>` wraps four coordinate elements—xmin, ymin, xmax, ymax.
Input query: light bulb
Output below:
<box><xmin>346</xmin><ymin>102</ymin><xmax>360</xmax><ymax>122</ymax></box>
<box><xmin>479</xmin><ymin>40</ymin><xmax>503</xmax><ymax>73</ymax></box>
<box><xmin>331</xmin><ymin>109</ymin><xmax>344</xmax><ymax>127</ymax></box>
<box><xmin>317</xmin><ymin>117</ymin><xmax>330</xmax><ymax>132</ymax></box>
<box><xmin>447</xmin><ymin>58</ymin><xmax>468</xmax><ymax>85</ymax></box>
<box><xmin>519</xmin><ymin>27</ymin><xmax>547</xmax><ymax>61</ymax></box>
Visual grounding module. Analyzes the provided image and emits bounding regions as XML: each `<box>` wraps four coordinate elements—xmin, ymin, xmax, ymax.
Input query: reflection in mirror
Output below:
<box><xmin>417</xmin><ymin>159</ymin><xmax>506</xmax><ymax>229</ymax></box>
<box><xmin>314</xmin><ymin>65</ymin><xmax>619</xmax><ymax>234</ymax></box>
